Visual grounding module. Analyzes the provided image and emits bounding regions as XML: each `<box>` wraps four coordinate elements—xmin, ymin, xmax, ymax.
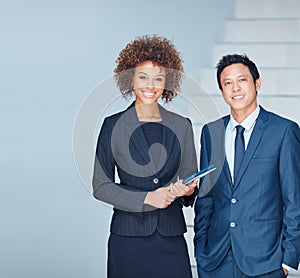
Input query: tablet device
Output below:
<box><xmin>183</xmin><ymin>165</ymin><xmax>216</xmax><ymax>185</ymax></box>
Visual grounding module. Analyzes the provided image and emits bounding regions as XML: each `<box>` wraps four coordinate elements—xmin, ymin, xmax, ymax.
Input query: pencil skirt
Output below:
<box><xmin>107</xmin><ymin>230</ymin><xmax>192</xmax><ymax>278</ymax></box>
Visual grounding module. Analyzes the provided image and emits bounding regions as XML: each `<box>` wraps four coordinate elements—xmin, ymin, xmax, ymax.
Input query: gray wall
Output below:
<box><xmin>1</xmin><ymin>1</ymin><xmax>235</xmax><ymax>277</ymax></box>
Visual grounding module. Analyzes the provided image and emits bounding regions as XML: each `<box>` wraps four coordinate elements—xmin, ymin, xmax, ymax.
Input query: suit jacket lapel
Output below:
<box><xmin>221</xmin><ymin>117</ymin><xmax>234</xmax><ymax>187</ymax></box>
<box><xmin>206</xmin><ymin>116</ymin><xmax>232</xmax><ymax>189</ymax></box>
<box><xmin>234</xmin><ymin>107</ymin><xmax>268</xmax><ymax>188</ymax></box>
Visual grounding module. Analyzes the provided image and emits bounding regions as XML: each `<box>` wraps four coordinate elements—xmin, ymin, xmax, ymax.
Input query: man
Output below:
<box><xmin>194</xmin><ymin>54</ymin><xmax>300</xmax><ymax>277</ymax></box>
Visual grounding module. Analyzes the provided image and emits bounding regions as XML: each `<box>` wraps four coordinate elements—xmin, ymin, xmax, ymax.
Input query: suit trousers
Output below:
<box><xmin>197</xmin><ymin>249</ymin><xmax>287</xmax><ymax>278</ymax></box>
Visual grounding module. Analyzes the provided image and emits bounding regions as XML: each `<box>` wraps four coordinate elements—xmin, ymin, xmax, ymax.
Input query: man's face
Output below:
<box><xmin>219</xmin><ymin>63</ymin><xmax>261</xmax><ymax>120</ymax></box>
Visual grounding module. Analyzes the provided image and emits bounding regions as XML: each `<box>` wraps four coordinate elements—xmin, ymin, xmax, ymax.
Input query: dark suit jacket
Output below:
<box><xmin>93</xmin><ymin>102</ymin><xmax>197</xmax><ymax>236</ymax></box>
<box><xmin>194</xmin><ymin>106</ymin><xmax>300</xmax><ymax>276</ymax></box>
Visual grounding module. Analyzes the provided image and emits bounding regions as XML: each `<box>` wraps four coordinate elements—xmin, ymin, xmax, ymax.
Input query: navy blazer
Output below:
<box><xmin>93</xmin><ymin>102</ymin><xmax>197</xmax><ymax>236</ymax></box>
<box><xmin>194</xmin><ymin>106</ymin><xmax>300</xmax><ymax>276</ymax></box>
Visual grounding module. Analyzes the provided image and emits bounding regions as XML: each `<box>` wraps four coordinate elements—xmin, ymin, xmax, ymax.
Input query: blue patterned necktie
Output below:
<box><xmin>234</xmin><ymin>125</ymin><xmax>245</xmax><ymax>183</ymax></box>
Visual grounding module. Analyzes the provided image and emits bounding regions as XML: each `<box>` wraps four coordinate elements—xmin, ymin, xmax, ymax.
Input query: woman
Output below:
<box><xmin>92</xmin><ymin>35</ymin><xmax>198</xmax><ymax>278</ymax></box>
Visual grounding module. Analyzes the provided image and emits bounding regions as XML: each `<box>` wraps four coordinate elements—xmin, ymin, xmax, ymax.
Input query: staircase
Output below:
<box><xmin>184</xmin><ymin>0</ymin><xmax>300</xmax><ymax>276</ymax></box>
<box><xmin>199</xmin><ymin>0</ymin><xmax>300</xmax><ymax>125</ymax></box>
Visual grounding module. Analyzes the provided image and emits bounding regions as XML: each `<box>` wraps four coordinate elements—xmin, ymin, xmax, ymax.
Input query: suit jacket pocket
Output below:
<box><xmin>252</xmin><ymin>156</ymin><xmax>275</xmax><ymax>163</ymax></box>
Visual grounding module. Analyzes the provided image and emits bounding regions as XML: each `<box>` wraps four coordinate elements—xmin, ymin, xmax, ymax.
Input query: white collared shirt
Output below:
<box><xmin>225</xmin><ymin>106</ymin><xmax>260</xmax><ymax>182</ymax></box>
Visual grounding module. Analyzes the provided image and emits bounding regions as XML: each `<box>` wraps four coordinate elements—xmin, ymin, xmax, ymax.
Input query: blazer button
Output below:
<box><xmin>231</xmin><ymin>198</ymin><xmax>237</xmax><ymax>204</ymax></box>
<box><xmin>153</xmin><ymin>178</ymin><xmax>159</xmax><ymax>184</ymax></box>
<box><xmin>230</xmin><ymin>222</ymin><xmax>236</xmax><ymax>228</ymax></box>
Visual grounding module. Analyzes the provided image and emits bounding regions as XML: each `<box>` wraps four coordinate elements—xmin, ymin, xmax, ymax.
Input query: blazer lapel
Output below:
<box><xmin>157</xmin><ymin>105</ymin><xmax>176</xmax><ymax>171</ymax></box>
<box><xmin>234</xmin><ymin>107</ymin><xmax>268</xmax><ymax>188</ymax></box>
<box><xmin>122</xmin><ymin>103</ymin><xmax>158</xmax><ymax>175</ymax></box>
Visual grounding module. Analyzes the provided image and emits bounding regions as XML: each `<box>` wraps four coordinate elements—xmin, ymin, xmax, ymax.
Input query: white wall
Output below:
<box><xmin>1</xmin><ymin>1</ymin><xmax>235</xmax><ymax>277</ymax></box>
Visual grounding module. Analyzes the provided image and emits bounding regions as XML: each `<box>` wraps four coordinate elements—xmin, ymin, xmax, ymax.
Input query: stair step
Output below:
<box><xmin>182</xmin><ymin>95</ymin><xmax>300</xmax><ymax>126</ymax></box>
<box><xmin>212</xmin><ymin>43</ymin><xmax>300</xmax><ymax>68</ymax></box>
<box><xmin>164</xmin><ymin>93</ymin><xmax>229</xmax><ymax>128</ymax></box>
<box><xmin>200</xmin><ymin>68</ymin><xmax>300</xmax><ymax>96</ymax></box>
<box><xmin>258</xmin><ymin>96</ymin><xmax>300</xmax><ymax>124</ymax></box>
<box><xmin>224</xmin><ymin>19</ymin><xmax>300</xmax><ymax>43</ymax></box>
<box><xmin>235</xmin><ymin>0</ymin><xmax>300</xmax><ymax>19</ymax></box>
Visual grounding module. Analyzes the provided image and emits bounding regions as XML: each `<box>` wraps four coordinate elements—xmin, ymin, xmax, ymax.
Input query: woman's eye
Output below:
<box><xmin>138</xmin><ymin>75</ymin><xmax>146</xmax><ymax>80</ymax></box>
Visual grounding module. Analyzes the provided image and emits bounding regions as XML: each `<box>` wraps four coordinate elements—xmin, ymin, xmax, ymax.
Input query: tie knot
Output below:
<box><xmin>236</xmin><ymin>125</ymin><xmax>245</xmax><ymax>135</ymax></box>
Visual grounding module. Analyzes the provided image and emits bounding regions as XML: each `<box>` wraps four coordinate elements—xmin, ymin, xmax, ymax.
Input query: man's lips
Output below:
<box><xmin>232</xmin><ymin>95</ymin><xmax>244</xmax><ymax>100</ymax></box>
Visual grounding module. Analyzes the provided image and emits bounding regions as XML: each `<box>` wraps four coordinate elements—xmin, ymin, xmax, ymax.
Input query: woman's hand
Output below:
<box><xmin>144</xmin><ymin>185</ymin><xmax>177</xmax><ymax>209</ymax></box>
<box><xmin>144</xmin><ymin>178</ymin><xmax>198</xmax><ymax>209</ymax></box>
<box><xmin>170</xmin><ymin>178</ymin><xmax>198</xmax><ymax>197</ymax></box>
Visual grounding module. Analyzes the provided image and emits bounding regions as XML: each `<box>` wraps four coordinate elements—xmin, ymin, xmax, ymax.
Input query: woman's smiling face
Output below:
<box><xmin>133</xmin><ymin>60</ymin><xmax>166</xmax><ymax>105</ymax></box>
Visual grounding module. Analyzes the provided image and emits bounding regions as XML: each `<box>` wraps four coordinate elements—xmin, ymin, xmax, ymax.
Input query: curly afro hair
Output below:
<box><xmin>114</xmin><ymin>35</ymin><xmax>184</xmax><ymax>102</ymax></box>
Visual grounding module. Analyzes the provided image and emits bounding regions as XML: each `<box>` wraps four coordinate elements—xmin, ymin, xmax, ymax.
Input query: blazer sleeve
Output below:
<box><xmin>92</xmin><ymin>117</ymin><xmax>148</xmax><ymax>212</ymax></box>
<box><xmin>178</xmin><ymin>118</ymin><xmax>198</xmax><ymax>207</ymax></box>
<box><xmin>279</xmin><ymin>122</ymin><xmax>300</xmax><ymax>269</ymax></box>
<box><xmin>194</xmin><ymin>124</ymin><xmax>214</xmax><ymax>248</ymax></box>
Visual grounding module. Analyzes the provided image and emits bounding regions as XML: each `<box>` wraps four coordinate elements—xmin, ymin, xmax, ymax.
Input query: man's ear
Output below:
<box><xmin>255</xmin><ymin>77</ymin><xmax>262</xmax><ymax>92</ymax></box>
